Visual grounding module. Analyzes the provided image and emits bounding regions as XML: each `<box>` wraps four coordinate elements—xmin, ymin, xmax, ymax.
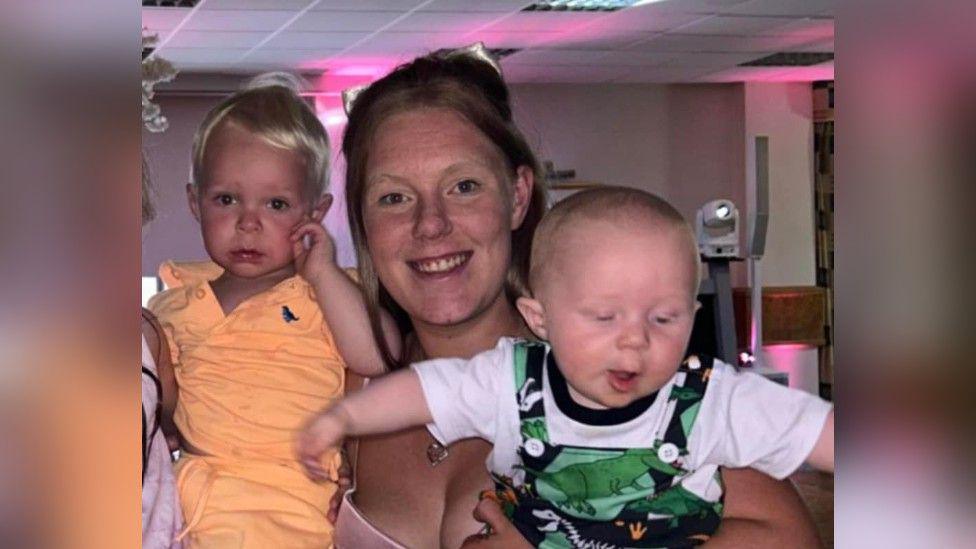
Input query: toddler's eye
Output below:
<box><xmin>453</xmin><ymin>179</ymin><xmax>480</xmax><ymax>194</ymax></box>
<box><xmin>269</xmin><ymin>198</ymin><xmax>290</xmax><ymax>211</ymax></box>
<box><xmin>215</xmin><ymin>194</ymin><xmax>235</xmax><ymax>206</ymax></box>
<box><xmin>378</xmin><ymin>193</ymin><xmax>407</xmax><ymax>205</ymax></box>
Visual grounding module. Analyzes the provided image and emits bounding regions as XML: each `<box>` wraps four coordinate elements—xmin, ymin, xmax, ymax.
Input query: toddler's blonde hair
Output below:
<box><xmin>190</xmin><ymin>72</ymin><xmax>329</xmax><ymax>204</ymax></box>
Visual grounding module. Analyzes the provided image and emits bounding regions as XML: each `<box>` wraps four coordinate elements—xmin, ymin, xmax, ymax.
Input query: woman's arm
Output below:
<box><xmin>704</xmin><ymin>467</ymin><xmax>822</xmax><ymax>548</ymax></box>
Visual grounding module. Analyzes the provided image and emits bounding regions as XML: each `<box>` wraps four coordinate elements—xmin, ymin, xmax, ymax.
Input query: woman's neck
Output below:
<box><xmin>411</xmin><ymin>295</ymin><xmax>531</xmax><ymax>360</ymax></box>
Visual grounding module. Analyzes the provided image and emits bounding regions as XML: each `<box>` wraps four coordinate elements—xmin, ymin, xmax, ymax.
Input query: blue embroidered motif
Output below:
<box><xmin>282</xmin><ymin>306</ymin><xmax>300</xmax><ymax>323</ymax></box>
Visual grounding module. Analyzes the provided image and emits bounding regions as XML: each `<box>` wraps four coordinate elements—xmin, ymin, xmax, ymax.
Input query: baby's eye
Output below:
<box><xmin>268</xmin><ymin>198</ymin><xmax>290</xmax><ymax>211</ymax></box>
<box><xmin>215</xmin><ymin>194</ymin><xmax>235</xmax><ymax>206</ymax></box>
<box><xmin>653</xmin><ymin>315</ymin><xmax>676</xmax><ymax>325</ymax></box>
<box><xmin>594</xmin><ymin>312</ymin><xmax>616</xmax><ymax>322</ymax></box>
<box><xmin>378</xmin><ymin>192</ymin><xmax>408</xmax><ymax>206</ymax></box>
<box><xmin>452</xmin><ymin>179</ymin><xmax>480</xmax><ymax>194</ymax></box>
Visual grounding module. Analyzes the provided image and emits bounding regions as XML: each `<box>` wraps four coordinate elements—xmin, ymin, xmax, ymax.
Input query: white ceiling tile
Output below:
<box><xmin>264</xmin><ymin>31</ymin><xmax>371</xmax><ymax>49</ymax></box>
<box><xmin>167</xmin><ymin>31</ymin><xmax>270</xmax><ymax>48</ymax></box>
<box><xmin>183</xmin><ymin>10</ymin><xmax>299</xmax><ymax>31</ymax></box>
<box><xmin>756</xmin><ymin>17</ymin><xmax>833</xmax><ymax>39</ymax></box>
<box><xmin>680</xmin><ymin>15</ymin><xmax>798</xmax><ymax>35</ymax></box>
<box><xmin>462</xmin><ymin>30</ymin><xmax>563</xmax><ymax>49</ymax></box>
<box><xmin>201</xmin><ymin>0</ymin><xmax>314</xmax><ymax>9</ymax></box>
<box><xmin>502</xmin><ymin>64</ymin><xmax>623</xmax><ymax>84</ymax></box>
<box><xmin>158</xmin><ymin>48</ymin><xmax>251</xmax><ymax>64</ymax></box>
<box><xmin>726</xmin><ymin>0</ymin><xmax>838</xmax><ymax>17</ymax></box>
<box><xmin>792</xmin><ymin>38</ymin><xmax>833</xmax><ymax>53</ymax></box>
<box><xmin>418</xmin><ymin>0</ymin><xmax>529</xmax><ymax>12</ymax></box>
<box><xmin>350</xmin><ymin>31</ymin><xmax>463</xmax><ymax>51</ymax></box>
<box><xmin>243</xmin><ymin>48</ymin><xmax>341</xmax><ymax>64</ymax></box>
<box><xmin>501</xmin><ymin>49</ymin><xmax>611</xmax><ymax>66</ymax></box>
<box><xmin>387</xmin><ymin>11</ymin><xmax>506</xmax><ymax>32</ymax></box>
<box><xmin>633</xmin><ymin>33</ymin><xmax>809</xmax><ymax>53</ymax></box>
<box><xmin>485</xmin><ymin>11</ymin><xmax>608</xmax><ymax>33</ymax></box>
<box><xmin>658</xmin><ymin>51</ymin><xmax>763</xmax><ymax>67</ymax></box>
<box><xmin>694</xmin><ymin>65</ymin><xmax>794</xmax><ymax>81</ymax></box>
<box><xmin>610</xmin><ymin>67</ymin><xmax>712</xmax><ymax>83</ymax></box>
<box><xmin>289</xmin><ymin>10</ymin><xmax>404</xmax><ymax>32</ymax></box>
<box><xmin>143</xmin><ymin>8</ymin><xmax>191</xmax><ymax>32</ymax></box>
<box><xmin>311</xmin><ymin>1</ymin><xmax>428</xmax><ymax>10</ymax></box>
<box><xmin>594</xmin><ymin>8</ymin><xmax>707</xmax><ymax>32</ymax></box>
<box><xmin>595</xmin><ymin>50</ymin><xmax>678</xmax><ymax>66</ymax></box>
<box><xmin>541</xmin><ymin>28</ymin><xmax>647</xmax><ymax>51</ymax></box>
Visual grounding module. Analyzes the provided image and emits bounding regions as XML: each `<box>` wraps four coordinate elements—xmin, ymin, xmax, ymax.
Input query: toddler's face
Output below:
<box><xmin>189</xmin><ymin>122</ymin><xmax>310</xmax><ymax>282</ymax></box>
<box><xmin>519</xmin><ymin>219</ymin><xmax>698</xmax><ymax>409</ymax></box>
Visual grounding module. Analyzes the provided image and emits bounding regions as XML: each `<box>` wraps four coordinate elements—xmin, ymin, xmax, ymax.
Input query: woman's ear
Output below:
<box><xmin>186</xmin><ymin>183</ymin><xmax>201</xmax><ymax>222</ymax></box>
<box><xmin>510</xmin><ymin>165</ymin><xmax>534</xmax><ymax>230</ymax></box>
<box><xmin>311</xmin><ymin>194</ymin><xmax>333</xmax><ymax>223</ymax></box>
<box><xmin>516</xmin><ymin>296</ymin><xmax>548</xmax><ymax>341</ymax></box>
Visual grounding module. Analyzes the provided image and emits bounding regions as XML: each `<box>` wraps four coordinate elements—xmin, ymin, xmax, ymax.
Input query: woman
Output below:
<box><xmin>334</xmin><ymin>47</ymin><xmax>821</xmax><ymax>548</ymax></box>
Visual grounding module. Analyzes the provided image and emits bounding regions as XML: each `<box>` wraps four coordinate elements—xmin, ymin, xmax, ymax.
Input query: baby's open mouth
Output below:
<box><xmin>409</xmin><ymin>252</ymin><xmax>472</xmax><ymax>274</ymax></box>
<box><xmin>608</xmin><ymin>370</ymin><xmax>638</xmax><ymax>391</ymax></box>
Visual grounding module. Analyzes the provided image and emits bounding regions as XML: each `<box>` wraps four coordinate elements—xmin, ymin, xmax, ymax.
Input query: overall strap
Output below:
<box><xmin>512</xmin><ymin>341</ymin><xmax>558</xmax><ymax>480</ymax></box>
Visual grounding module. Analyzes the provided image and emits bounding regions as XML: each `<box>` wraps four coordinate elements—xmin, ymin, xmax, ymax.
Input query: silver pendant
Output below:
<box><xmin>426</xmin><ymin>440</ymin><xmax>449</xmax><ymax>467</ymax></box>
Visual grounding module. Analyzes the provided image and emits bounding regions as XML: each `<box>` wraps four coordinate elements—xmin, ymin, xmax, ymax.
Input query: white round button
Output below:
<box><xmin>657</xmin><ymin>443</ymin><xmax>679</xmax><ymax>464</ymax></box>
<box><xmin>524</xmin><ymin>438</ymin><xmax>545</xmax><ymax>458</ymax></box>
<box><xmin>686</xmin><ymin>356</ymin><xmax>701</xmax><ymax>370</ymax></box>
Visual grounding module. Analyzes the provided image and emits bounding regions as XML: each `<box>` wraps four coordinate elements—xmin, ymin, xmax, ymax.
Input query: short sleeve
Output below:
<box><xmin>411</xmin><ymin>338</ymin><xmax>514</xmax><ymax>446</ymax></box>
<box><xmin>691</xmin><ymin>363</ymin><xmax>833</xmax><ymax>479</ymax></box>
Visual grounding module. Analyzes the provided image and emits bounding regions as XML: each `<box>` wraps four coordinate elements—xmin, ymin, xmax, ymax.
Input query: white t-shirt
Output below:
<box><xmin>413</xmin><ymin>337</ymin><xmax>831</xmax><ymax>500</ymax></box>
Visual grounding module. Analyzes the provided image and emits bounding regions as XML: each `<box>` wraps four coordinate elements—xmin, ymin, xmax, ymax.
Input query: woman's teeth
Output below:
<box><xmin>414</xmin><ymin>254</ymin><xmax>468</xmax><ymax>273</ymax></box>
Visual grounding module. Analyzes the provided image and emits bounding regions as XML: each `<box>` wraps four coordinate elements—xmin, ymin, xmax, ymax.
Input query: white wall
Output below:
<box><xmin>743</xmin><ymin>82</ymin><xmax>819</xmax><ymax>394</ymax></box>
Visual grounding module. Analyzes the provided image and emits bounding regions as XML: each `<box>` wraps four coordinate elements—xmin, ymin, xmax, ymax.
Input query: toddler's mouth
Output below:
<box><xmin>409</xmin><ymin>252</ymin><xmax>472</xmax><ymax>275</ymax></box>
<box><xmin>231</xmin><ymin>249</ymin><xmax>264</xmax><ymax>262</ymax></box>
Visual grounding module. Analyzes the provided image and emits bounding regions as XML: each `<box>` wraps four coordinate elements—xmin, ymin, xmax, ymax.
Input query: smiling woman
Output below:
<box><xmin>332</xmin><ymin>47</ymin><xmax>823</xmax><ymax>549</ymax></box>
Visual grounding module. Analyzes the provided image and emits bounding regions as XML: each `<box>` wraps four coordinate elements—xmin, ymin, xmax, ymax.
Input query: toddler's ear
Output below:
<box><xmin>310</xmin><ymin>194</ymin><xmax>333</xmax><ymax>223</ymax></box>
<box><xmin>186</xmin><ymin>183</ymin><xmax>201</xmax><ymax>221</ymax></box>
<box><xmin>516</xmin><ymin>297</ymin><xmax>548</xmax><ymax>340</ymax></box>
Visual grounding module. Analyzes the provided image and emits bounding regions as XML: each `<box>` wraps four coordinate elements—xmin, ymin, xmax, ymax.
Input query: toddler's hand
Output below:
<box><xmin>291</xmin><ymin>216</ymin><xmax>338</xmax><ymax>286</ymax></box>
<box><xmin>298</xmin><ymin>407</ymin><xmax>348</xmax><ymax>481</ymax></box>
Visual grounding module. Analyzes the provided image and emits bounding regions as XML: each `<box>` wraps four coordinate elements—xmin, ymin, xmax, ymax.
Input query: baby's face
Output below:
<box><xmin>189</xmin><ymin>122</ymin><xmax>310</xmax><ymax>282</ymax></box>
<box><xmin>528</xmin><ymin>219</ymin><xmax>698</xmax><ymax>409</ymax></box>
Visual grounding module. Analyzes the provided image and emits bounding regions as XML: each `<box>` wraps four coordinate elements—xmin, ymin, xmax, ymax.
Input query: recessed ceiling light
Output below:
<box><xmin>522</xmin><ymin>0</ymin><xmax>653</xmax><ymax>12</ymax></box>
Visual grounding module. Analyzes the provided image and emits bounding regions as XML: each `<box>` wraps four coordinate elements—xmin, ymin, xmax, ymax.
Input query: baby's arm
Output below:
<box><xmin>298</xmin><ymin>368</ymin><xmax>430</xmax><ymax>480</ymax></box>
<box><xmin>805</xmin><ymin>409</ymin><xmax>834</xmax><ymax>472</ymax></box>
<box><xmin>291</xmin><ymin>217</ymin><xmax>400</xmax><ymax>376</ymax></box>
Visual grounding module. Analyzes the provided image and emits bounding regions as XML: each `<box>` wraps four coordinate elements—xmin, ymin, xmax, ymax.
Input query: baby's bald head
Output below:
<box><xmin>528</xmin><ymin>186</ymin><xmax>701</xmax><ymax>301</ymax></box>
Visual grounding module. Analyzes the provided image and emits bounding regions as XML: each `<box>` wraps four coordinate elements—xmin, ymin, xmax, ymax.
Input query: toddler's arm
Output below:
<box><xmin>805</xmin><ymin>409</ymin><xmax>834</xmax><ymax>472</ymax></box>
<box><xmin>292</xmin><ymin>216</ymin><xmax>400</xmax><ymax>376</ymax></box>
<box><xmin>298</xmin><ymin>368</ymin><xmax>430</xmax><ymax>480</ymax></box>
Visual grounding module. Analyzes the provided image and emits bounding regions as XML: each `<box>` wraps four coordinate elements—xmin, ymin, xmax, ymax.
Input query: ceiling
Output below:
<box><xmin>143</xmin><ymin>0</ymin><xmax>834</xmax><ymax>87</ymax></box>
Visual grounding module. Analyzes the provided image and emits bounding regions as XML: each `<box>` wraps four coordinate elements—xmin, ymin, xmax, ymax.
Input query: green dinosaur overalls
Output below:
<box><xmin>487</xmin><ymin>342</ymin><xmax>723</xmax><ymax>548</ymax></box>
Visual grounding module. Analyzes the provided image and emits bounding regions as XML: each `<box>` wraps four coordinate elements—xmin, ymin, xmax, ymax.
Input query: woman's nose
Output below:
<box><xmin>412</xmin><ymin>196</ymin><xmax>452</xmax><ymax>240</ymax></box>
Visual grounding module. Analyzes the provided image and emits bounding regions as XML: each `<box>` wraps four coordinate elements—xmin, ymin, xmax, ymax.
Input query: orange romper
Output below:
<box><xmin>149</xmin><ymin>261</ymin><xmax>344</xmax><ymax>548</ymax></box>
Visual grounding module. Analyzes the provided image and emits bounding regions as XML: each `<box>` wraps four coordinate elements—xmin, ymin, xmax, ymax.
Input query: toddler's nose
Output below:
<box><xmin>237</xmin><ymin>210</ymin><xmax>261</xmax><ymax>232</ymax></box>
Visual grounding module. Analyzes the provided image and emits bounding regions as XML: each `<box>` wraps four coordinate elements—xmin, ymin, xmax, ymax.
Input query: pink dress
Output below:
<box><xmin>142</xmin><ymin>336</ymin><xmax>183</xmax><ymax>549</ymax></box>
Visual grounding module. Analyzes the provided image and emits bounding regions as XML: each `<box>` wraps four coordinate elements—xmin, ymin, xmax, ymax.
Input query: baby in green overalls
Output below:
<box><xmin>300</xmin><ymin>186</ymin><xmax>834</xmax><ymax>547</ymax></box>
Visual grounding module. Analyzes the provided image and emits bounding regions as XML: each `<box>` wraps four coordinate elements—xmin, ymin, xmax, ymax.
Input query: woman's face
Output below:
<box><xmin>362</xmin><ymin>107</ymin><xmax>532</xmax><ymax>330</ymax></box>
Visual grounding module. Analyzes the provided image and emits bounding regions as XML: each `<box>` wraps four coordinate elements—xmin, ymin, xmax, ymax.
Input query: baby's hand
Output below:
<box><xmin>291</xmin><ymin>217</ymin><xmax>338</xmax><ymax>287</ymax></box>
<box><xmin>298</xmin><ymin>407</ymin><xmax>348</xmax><ymax>481</ymax></box>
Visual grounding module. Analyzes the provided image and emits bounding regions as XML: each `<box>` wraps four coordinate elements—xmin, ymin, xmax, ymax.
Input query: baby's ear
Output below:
<box><xmin>516</xmin><ymin>297</ymin><xmax>548</xmax><ymax>340</ymax></box>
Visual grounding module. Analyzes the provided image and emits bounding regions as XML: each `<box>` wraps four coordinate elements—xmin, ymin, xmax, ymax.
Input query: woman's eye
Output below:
<box><xmin>378</xmin><ymin>193</ymin><xmax>407</xmax><ymax>205</ymax></box>
<box><xmin>269</xmin><ymin>198</ymin><xmax>289</xmax><ymax>211</ymax></box>
<box><xmin>453</xmin><ymin>179</ymin><xmax>480</xmax><ymax>194</ymax></box>
<box><xmin>215</xmin><ymin>194</ymin><xmax>235</xmax><ymax>206</ymax></box>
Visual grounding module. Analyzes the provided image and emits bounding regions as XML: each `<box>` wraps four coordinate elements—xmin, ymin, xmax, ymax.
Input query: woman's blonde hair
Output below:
<box><xmin>342</xmin><ymin>50</ymin><xmax>548</xmax><ymax>369</ymax></box>
<box><xmin>190</xmin><ymin>72</ymin><xmax>329</xmax><ymax>204</ymax></box>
